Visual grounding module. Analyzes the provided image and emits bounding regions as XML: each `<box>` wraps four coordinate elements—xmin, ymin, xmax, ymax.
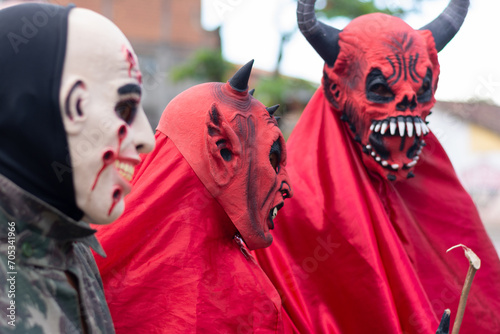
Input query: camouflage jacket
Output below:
<box><xmin>0</xmin><ymin>174</ymin><xmax>115</xmax><ymax>334</ymax></box>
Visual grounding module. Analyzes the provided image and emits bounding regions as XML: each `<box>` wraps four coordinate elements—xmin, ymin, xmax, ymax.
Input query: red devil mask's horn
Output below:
<box><xmin>228</xmin><ymin>59</ymin><xmax>254</xmax><ymax>92</ymax></box>
<box><xmin>297</xmin><ymin>0</ymin><xmax>340</xmax><ymax>67</ymax></box>
<box><xmin>420</xmin><ymin>0</ymin><xmax>469</xmax><ymax>51</ymax></box>
<box><xmin>298</xmin><ymin>0</ymin><xmax>469</xmax><ymax>65</ymax></box>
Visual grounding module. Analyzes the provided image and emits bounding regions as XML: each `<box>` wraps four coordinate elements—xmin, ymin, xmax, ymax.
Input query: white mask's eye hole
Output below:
<box><xmin>115</xmin><ymin>99</ymin><xmax>138</xmax><ymax>125</ymax></box>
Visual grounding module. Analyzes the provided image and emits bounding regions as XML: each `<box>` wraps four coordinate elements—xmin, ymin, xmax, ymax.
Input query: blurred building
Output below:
<box><xmin>44</xmin><ymin>0</ymin><xmax>221</xmax><ymax>127</ymax></box>
<box><xmin>431</xmin><ymin>101</ymin><xmax>500</xmax><ymax>252</ymax></box>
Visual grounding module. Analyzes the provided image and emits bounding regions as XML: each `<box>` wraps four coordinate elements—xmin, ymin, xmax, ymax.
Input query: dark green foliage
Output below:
<box><xmin>171</xmin><ymin>49</ymin><xmax>232</xmax><ymax>83</ymax></box>
<box><xmin>253</xmin><ymin>76</ymin><xmax>317</xmax><ymax>114</ymax></box>
<box><xmin>320</xmin><ymin>0</ymin><xmax>404</xmax><ymax>19</ymax></box>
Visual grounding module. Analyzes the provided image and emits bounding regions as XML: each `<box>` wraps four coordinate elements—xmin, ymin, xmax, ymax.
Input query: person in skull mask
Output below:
<box><xmin>94</xmin><ymin>60</ymin><xmax>294</xmax><ymax>333</ymax></box>
<box><xmin>0</xmin><ymin>3</ymin><xmax>154</xmax><ymax>333</ymax></box>
<box><xmin>255</xmin><ymin>0</ymin><xmax>500</xmax><ymax>333</ymax></box>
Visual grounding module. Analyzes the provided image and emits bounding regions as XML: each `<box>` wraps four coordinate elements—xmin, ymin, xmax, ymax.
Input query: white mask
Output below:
<box><xmin>59</xmin><ymin>8</ymin><xmax>155</xmax><ymax>224</ymax></box>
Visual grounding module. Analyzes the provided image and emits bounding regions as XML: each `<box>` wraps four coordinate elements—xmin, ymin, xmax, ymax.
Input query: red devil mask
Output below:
<box><xmin>158</xmin><ymin>60</ymin><xmax>293</xmax><ymax>250</ymax></box>
<box><xmin>298</xmin><ymin>0</ymin><xmax>469</xmax><ymax>181</ymax></box>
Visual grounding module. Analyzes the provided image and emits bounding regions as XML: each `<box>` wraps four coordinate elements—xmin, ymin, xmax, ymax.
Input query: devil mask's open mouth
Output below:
<box><xmin>363</xmin><ymin>115</ymin><xmax>429</xmax><ymax>174</ymax></box>
<box><xmin>268</xmin><ymin>202</ymin><xmax>284</xmax><ymax>230</ymax></box>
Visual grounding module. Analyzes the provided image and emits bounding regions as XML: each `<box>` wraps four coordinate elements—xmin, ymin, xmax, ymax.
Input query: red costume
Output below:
<box><xmin>255</xmin><ymin>1</ymin><xmax>500</xmax><ymax>333</ymax></box>
<box><xmin>95</xmin><ymin>61</ymin><xmax>294</xmax><ymax>333</ymax></box>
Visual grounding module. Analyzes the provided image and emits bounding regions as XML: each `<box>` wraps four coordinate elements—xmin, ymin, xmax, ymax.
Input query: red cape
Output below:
<box><xmin>94</xmin><ymin>133</ymin><xmax>289</xmax><ymax>333</ymax></box>
<box><xmin>255</xmin><ymin>88</ymin><xmax>500</xmax><ymax>333</ymax></box>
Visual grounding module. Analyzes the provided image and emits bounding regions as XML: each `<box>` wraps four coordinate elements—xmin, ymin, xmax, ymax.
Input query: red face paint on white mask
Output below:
<box><xmin>59</xmin><ymin>9</ymin><xmax>154</xmax><ymax>224</ymax></box>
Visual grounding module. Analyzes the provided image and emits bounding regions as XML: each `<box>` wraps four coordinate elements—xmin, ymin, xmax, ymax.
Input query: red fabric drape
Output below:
<box><xmin>255</xmin><ymin>88</ymin><xmax>500</xmax><ymax>333</ymax></box>
<box><xmin>95</xmin><ymin>132</ymin><xmax>284</xmax><ymax>333</ymax></box>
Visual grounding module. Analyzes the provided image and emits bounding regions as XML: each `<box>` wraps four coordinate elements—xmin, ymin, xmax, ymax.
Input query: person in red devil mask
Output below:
<box><xmin>94</xmin><ymin>60</ymin><xmax>294</xmax><ymax>333</ymax></box>
<box><xmin>255</xmin><ymin>0</ymin><xmax>500</xmax><ymax>333</ymax></box>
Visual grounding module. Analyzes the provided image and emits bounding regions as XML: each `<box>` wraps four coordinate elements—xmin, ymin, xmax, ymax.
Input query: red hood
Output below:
<box><xmin>255</xmin><ymin>88</ymin><xmax>500</xmax><ymax>333</ymax></box>
<box><xmin>94</xmin><ymin>132</ymin><xmax>286</xmax><ymax>333</ymax></box>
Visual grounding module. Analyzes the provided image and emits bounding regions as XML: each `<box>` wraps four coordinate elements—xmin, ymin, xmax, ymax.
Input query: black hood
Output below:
<box><xmin>0</xmin><ymin>3</ymin><xmax>83</xmax><ymax>221</ymax></box>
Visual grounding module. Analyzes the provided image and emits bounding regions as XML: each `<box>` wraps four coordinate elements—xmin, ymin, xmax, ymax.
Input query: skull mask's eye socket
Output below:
<box><xmin>366</xmin><ymin>69</ymin><xmax>395</xmax><ymax>103</ymax></box>
<box><xmin>417</xmin><ymin>68</ymin><xmax>433</xmax><ymax>103</ymax></box>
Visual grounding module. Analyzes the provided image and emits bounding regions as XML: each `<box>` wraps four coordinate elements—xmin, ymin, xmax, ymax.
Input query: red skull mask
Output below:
<box><xmin>298</xmin><ymin>0</ymin><xmax>469</xmax><ymax>181</ymax></box>
<box><xmin>324</xmin><ymin>14</ymin><xmax>439</xmax><ymax>180</ymax></box>
<box><xmin>158</xmin><ymin>61</ymin><xmax>293</xmax><ymax>250</ymax></box>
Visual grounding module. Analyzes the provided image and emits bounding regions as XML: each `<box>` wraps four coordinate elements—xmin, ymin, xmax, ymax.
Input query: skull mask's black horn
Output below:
<box><xmin>297</xmin><ymin>0</ymin><xmax>340</xmax><ymax>67</ymax></box>
<box><xmin>228</xmin><ymin>59</ymin><xmax>254</xmax><ymax>92</ymax></box>
<box><xmin>420</xmin><ymin>0</ymin><xmax>469</xmax><ymax>52</ymax></box>
<box><xmin>298</xmin><ymin>0</ymin><xmax>469</xmax><ymax>65</ymax></box>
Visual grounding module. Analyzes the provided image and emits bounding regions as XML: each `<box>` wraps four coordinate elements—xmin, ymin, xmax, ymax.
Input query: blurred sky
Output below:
<box><xmin>201</xmin><ymin>0</ymin><xmax>500</xmax><ymax>105</ymax></box>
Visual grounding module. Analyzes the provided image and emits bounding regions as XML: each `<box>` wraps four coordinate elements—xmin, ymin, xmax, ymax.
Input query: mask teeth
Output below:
<box><xmin>371</xmin><ymin>116</ymin><xmax>429</xmax><ymax>137</ymax></box>
<box><xmin>114</xmin><ymin>160</ymin><xmax>134</xmax><ymax>181</ymax></box>
<box><xmin>272</xmin><ymin>207</ymin><xmax>278</xmax><ymax>220</ymax></box>
<box><xmin>403</xmin><ymin>140</ymin><xmax>425</xmax><ymax>168</ymax></box>
<box><xmin>364</xmin><ymin>139</ymin><xmax>426</xmax><ymax>171</ymax></box>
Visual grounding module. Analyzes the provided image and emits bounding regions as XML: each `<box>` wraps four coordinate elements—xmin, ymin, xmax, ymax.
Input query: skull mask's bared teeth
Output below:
<box><xmin>380</xmin><ymin>121</ymin><xmax>389</xmax><ymax>135</ymax></box>
<box><xmin>406</xmin><ymin>117</ymin><xmax>414</xmax><ymax>137</ymax></box>
<box><xmin>407</xmin><ymin>160</ymin><xmax>417</xmax><ymax>168</ymax></box>
<box><xmin>405</xmin><ymin>136</ymin><xmax>420</xmax><ymax>159</ymax></box>
<box><xmin>414</xmin><ymin>118</ymin><xmax>422</xmax><ymax>136</ymax></box>
<box><xmin>370</xmin><ymin>115</ymin><xmax>430</xmax><ymax>139</ymax></box>
<box><xmin>397</xmin><ymin>116</ymin><xmax>405</xmax><ymax>137</ymax></box>
<box><xmin>367</xmin><ymin>116</ymin><xmax>429</xmax><ymax>171</ymax></box>
<box><xmin>368</xmin><ymin>132</ymin><xmax>390</xmax><ymax>160</ymax></box>
<box><xmin>390</xmin><ymin>118</ymin><xmax>397</xmax><ymax>135</ymax></box>
<box><xmin>420</xmin><ymin>120</ymin><xmax>430</xmax><ymax>134</ymax></box>
<box><xmin>363</xmin><ymin>111</ymin><xmax>430</xmax><ymax>173</ymax></box>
